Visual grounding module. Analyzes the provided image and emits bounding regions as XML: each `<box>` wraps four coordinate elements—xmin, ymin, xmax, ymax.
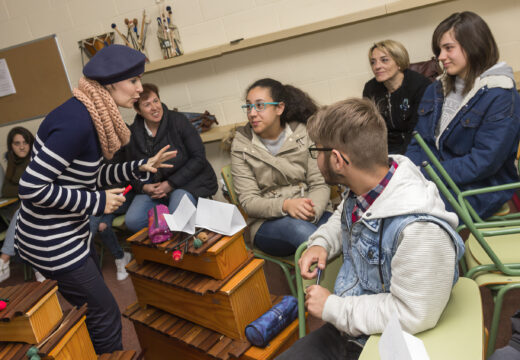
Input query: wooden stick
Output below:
<box><xmin>139</xmin><ymin>10</ymin><xmax>146</xmax><ymax>49</ymax></box>
<box><xmin>111</xmin><ymin>23</ymin><xmax>132</xmax><ymax>47</ymax></box>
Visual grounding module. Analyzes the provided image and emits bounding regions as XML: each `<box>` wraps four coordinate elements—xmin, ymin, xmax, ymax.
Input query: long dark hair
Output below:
<box><xmin>6</xmin><ymin>126</ymin><xmax>34</xmax><ymax>160</ymax></box>
<box><xmin>246</xmin><ymin>78</ymin><xmax>318</xmax><ymax>127</ymax></box>
<box><xmin>432</xmin><ymin>11</ymin><xmax>499</xmax><ymax>95</ymax></box>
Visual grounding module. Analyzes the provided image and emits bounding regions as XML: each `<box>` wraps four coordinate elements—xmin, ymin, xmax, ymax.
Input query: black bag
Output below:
<box><xmin>409</xmin><ymin>57</ymin><xmax>443</xmax><ymax>83</ymax></box>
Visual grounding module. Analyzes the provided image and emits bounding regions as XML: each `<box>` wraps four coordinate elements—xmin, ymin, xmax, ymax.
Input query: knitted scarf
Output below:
<box><xmin>73</xmin><ymin>77</ymin><xmax>131</xmax><ymax>159</ymax></box>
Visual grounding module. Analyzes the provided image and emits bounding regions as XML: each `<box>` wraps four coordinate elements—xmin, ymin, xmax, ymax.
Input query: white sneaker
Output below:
<box><xmin>115</xmin><ymin>252</ymin><xmax>132</xmax><ymax>281</ymax></box>
<box><xmin>0</xmin><ymin>258</ymin><xmax>10</xmax><ymax>283</ymax></box>
<box><xmin>34</xmin><ymin>270</ymin><xmax>45</xmax><ymax>282</ymax></box>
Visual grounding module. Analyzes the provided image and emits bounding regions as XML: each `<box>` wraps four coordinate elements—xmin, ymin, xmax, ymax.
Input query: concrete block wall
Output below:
<box><xmin>0</xmin><ymin>0</ymin><xmax>519</xmax><ymax>167</ymax></box>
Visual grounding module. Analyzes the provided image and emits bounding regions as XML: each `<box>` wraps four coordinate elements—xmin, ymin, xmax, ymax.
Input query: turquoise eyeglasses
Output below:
<box><xmin>241</xmin><ymin>102</ymin><xmax>280</xmax><ymax>113</ymax></box>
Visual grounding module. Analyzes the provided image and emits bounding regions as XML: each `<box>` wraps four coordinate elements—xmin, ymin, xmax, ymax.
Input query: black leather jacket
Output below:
<box><xmin>363</xmin><ymin>69</ymin><xmax>430</xmax><ymax>154</ymax></box>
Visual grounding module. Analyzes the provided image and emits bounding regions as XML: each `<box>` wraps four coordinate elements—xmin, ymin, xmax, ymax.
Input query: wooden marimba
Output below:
<box><xmin>125</xmin><ymin>226</ymin><xmax>300</xmax><ymax>359</ymax></box>
<box><xmin>0</xmin><ymin>280</ymin><xmax>62</xmax><ymax>344</ymax></box>
<box><xmin>127</xmin><ymin>228</ymin><xmax>249</xmax><ymax>280</ymax></box>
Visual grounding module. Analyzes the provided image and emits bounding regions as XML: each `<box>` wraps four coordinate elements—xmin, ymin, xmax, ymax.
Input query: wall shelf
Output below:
<box><xmin>145</xmin><ymin>0</ymin><xmax>452</xmax><ymax>74</ymax></box>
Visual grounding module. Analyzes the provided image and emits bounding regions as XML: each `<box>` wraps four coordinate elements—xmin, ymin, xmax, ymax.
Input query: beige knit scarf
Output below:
<box><xmin>73</xmin><ymin>77</ymin><xmax>131</xmax><ymax>159</ymax></box>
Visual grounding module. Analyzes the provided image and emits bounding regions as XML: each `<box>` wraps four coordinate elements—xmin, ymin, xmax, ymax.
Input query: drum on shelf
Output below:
<box><xmin>78</xmin><ymin>32</ymin><xmax>115</xmax><ymax>60</ymax></box>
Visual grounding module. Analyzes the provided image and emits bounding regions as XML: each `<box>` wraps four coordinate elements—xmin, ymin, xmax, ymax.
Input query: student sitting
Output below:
<box><xmin>276</xmin><ymin>98</ymin><xmax>464</xmax><ymax>360</ymax></box>
<box><xmin>406</xmin><ymin>11</ymin><xmax>520</xmax><ymax>220</ymax></box>
<box><xmin>231</xmin><ymin>78</ymin><xmax>332</xmax><ymax>257</ymax></box>
<box><xmin>124</xmin><ymin>83</ymin><xmax>218</xmax><ymax>233</ymax></box>
<box><xmin>362</xmin><ymin>39</ymin><xmax>430</xmax><ymax>155</ymax></box>
<box><xmin>0</xmin><ymin>127</ymin><xmax>44</xmax><ymax>282</ymax></box>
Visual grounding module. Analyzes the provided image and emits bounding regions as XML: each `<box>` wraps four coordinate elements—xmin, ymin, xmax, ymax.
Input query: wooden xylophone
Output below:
<box><xmin>127</xmin><ymin>257</ymin><xmax>271</xmax><ymax>340</ymax></box>
<box><xmin>0</xmin><ymin>280</ymin><xmax>62</xmax><ymax>344</ymax></box>
<box><xmin>124</xmin><ymin>297</ymin><xmax>299</xmax><ymax>360</ymax></box>
<box><xmin>127</xmin><ymin>227</ymin><xmax>249</xmax><ymax>280</ymax></box>
<box><xmin>0</xmin><ymin>304</ymin><xmax>97</xmax><ymax>360</ymax></box>
<box><xmin>98</xmin><ymin>350</ymin><xmax>142</xmax><ymax>360</ymax></box>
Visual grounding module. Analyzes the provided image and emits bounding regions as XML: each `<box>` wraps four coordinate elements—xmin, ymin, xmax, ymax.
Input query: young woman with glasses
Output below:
<box><xmin>231</xmin><ymin>78</ymin><xmax>332</xmax><ymax>256</ymax></box>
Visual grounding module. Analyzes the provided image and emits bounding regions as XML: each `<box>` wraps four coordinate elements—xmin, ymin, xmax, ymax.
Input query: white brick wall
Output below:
<box><xmin>0</xmin><ymin>0</ymin><xmax>519</xmax><ymax>160</ymax></box>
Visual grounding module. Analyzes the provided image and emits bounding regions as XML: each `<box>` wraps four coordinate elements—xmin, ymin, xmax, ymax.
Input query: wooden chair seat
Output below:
<box><xmin>359</xmin><ymin>277</ymin><xmax>484</xmax><ymax>360</ymax></box>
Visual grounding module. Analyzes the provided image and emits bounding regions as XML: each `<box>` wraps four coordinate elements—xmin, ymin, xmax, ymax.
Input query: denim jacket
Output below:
<box><xmin>406</xmin><ymin>62</ymin><xmax>520</xmax><ymax>219</ymax></box>
<box><xmin>308</xmin><ymin>155</ymin><xmax>464</xmax><ymax>339</ymax></box>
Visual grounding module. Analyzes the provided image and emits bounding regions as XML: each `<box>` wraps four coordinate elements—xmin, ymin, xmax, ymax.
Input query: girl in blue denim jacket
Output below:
<box><xmin>406</xmin><ymin>11</ymin><xmax>520</xmax><ymax>220</ymax></box>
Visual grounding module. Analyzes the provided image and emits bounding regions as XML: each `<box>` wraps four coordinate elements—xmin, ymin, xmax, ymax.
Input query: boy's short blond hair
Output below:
<box><xmin>307</xmin><ymin>98</ymin><xmax>388</xmax><ymax>169</ymax></box>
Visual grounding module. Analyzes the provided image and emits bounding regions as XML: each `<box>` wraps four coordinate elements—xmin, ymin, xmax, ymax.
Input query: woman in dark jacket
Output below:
<box><xmin>363</xmin><ymin>39</ymin><xmax>430</xmax><ymax>154</ymax></box>
<box><xmin>125</xmin><ymin>83</ymin><xmax>218</xmax><ymax>232</ymax></box>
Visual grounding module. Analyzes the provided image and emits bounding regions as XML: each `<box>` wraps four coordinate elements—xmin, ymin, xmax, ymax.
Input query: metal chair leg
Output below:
<box><xmin>486</xmin><ymin>282</ymin><xmax>520</xmax><ymax>358</ymax></box>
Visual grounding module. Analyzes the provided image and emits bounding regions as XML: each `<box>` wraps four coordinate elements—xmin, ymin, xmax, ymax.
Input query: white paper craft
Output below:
<box><xmin>164</xmin><ymin>196</ymin><xmax>246</xmax><ymax>236</ymax></box>
<box><xmin>163</xmin><ymin>195</ymin><xmax>197</xmax><ymax>234</ymax></box>
<box><xmin>195</xmin><ymin>198</ymin><xmax>246</xmax><ymax>236</ymax></box>
<box><xmin>379</xmin><ymin>314</ymin><xmax>430</xmax><ymax>360</ymax></box>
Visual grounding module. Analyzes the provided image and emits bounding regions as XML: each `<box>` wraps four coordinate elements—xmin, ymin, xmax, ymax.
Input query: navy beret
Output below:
<box><xmin>83</xmin><ymin>44</ymin><xmax>146</xmax><ymax>85</ymax></box>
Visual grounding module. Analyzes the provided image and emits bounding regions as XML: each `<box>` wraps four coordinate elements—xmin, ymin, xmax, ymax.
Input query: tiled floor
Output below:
<box><xmin>2</xmin><ymin>240</ymin><xmax>520</xmax><ymax>357</ymax></box>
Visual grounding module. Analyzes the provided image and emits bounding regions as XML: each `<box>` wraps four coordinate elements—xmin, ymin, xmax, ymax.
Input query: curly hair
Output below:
<box><xmin>246</xmin><ymin>78</ymin><xmax>318</xmax><ymax>126</ymax></box>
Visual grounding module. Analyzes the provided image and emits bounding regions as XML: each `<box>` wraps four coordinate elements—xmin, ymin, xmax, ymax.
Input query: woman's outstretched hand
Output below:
<box><xmin>139</xmin><ymin>145</ymin><xmax>177</xmax><ymax>173</ymax></box>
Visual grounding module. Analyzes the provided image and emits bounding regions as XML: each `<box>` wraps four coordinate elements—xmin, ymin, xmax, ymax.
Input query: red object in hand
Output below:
<box><xmin>0</xmin><ymin>301</ymin><xmax>6</xmax><ymax>311</ymax></box>
<box><xmin>172</xmin><ymin>250</ymin><xmax>182</xmax><ymax>261</ymax></box>
<box><xmin>122</xmin><ymin>185</ymin><xmax>133</xmax><ymax>196</ymax></box>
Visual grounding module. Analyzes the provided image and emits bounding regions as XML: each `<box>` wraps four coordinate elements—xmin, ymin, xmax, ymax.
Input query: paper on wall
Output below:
<box><xmin>379</xmin><ymin>314</ymin><xmax>430</xmax><ymax>360</ymax></box>
<box><xmin>0</xmin><ymin>59</ymin><xmax>16</xmax><ymax>97</ymax></box>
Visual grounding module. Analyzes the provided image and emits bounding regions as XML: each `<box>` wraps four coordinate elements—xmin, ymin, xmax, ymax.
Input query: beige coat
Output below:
<box><xmin>231</xmin><ymin>121</ymin><xmax>331</xmax><ymax>241</ymax></box>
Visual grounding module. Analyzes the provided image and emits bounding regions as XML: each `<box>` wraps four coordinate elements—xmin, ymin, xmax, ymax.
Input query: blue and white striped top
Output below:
<box><xmin>15</xmin><ymin>98</ymin><xmax>148</xmax><ymax>274</ymax></box>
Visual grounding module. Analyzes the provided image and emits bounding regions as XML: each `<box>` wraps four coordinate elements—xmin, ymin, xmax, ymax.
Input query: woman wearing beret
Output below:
<box><xmin>15</xmin><ymin>45</ymin><xmax>175</xmax><ymax>354</ymax></box>
<box><xmin>124</xmin><ymin>83</ymin><xmax>218</xmax><ymax>233</ymax></box>
<box><xmin>363</xmin><ymin>40</ymin><xmax>430</xmax><ymax>154</ymax></box>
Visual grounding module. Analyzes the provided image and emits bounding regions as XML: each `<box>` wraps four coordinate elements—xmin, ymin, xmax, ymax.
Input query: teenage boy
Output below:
<box><xmin>276</xmin><ymin>98</ymin><xmax>464</xmax><ymax>359</ymax></box>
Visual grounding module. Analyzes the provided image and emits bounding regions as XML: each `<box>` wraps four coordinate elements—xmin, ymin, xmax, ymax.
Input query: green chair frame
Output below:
<box><xmin>220</xmin><ymin>164</ymin><xmax>297</xmax><ymax>297</ymax></box>
<box><xmin>294</xmin><ymin>242</ymin><xmax>343</xmax><ymax>338</ymax></box>
<box><xmin>414</xmin><ymin>132</ymin><xmax>520</xmax><ymax>358</ymax></box>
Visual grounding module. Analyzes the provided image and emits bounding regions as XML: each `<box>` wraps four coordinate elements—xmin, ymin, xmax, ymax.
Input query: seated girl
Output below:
<box><xmin>231</xmin><ymin>78</ymin><xmax>332</xmax><ymax>257</ymax></box>
<box><xmin>0</xmin><ymin>127</ymin><xmax>43</xmax><ymax>282</ymax></box>
<box><xmin>125</xmin><ymin>83</ymin><xmax>218</xmax><ymax>232</ymax></box>
<box><xmin>363</xmin><ymin>39</ymin><xmax>430</xmax><ymax>155</ymax></box>
<box><xmin>406</xmin><ymin>11</ymin><xmax>520</xmax><ymax>219</ymax></box>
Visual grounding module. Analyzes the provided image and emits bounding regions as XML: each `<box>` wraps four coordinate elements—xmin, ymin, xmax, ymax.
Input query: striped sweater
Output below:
<box><xmin>15</xmin><ymin>98</ymin><xmax>149</xmax><ymax>274</ymax></box>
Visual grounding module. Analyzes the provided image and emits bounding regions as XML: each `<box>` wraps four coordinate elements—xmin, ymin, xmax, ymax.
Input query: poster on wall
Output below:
<box><xmin>0</xmin><ymin>58</ymin><xmax>16</xmax><ymax>97</ymax></box>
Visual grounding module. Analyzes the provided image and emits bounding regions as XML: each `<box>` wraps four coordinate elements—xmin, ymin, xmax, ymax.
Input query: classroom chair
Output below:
<box><xmin>293</xmin><ymin>242</ymin><xmax>485</xmax><ymax>359</ymax></box>
<box><xmin>220</xmin><ymin>164</ymin><xmax>297</xmax><ymax>297</ymax></box>
<box><xmin>413</xmin><ymin>132</ymin><xmax>520</xmax><ymax>357</ymax></box>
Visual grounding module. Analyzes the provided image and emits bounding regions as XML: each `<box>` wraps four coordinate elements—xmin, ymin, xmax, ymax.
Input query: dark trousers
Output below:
<box><xmin>275</xmin><ymin>323</ymin><xmax>363</xmax><ymax>360</ymax></box>
<box><xmin>41</xmin><ymin>252</ymin><xmax>122</xmax><ymax>354</ymax></box>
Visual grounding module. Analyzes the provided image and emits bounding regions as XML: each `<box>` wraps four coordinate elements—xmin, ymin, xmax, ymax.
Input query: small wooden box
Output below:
<box><xmin>0</xmin><ymin>284</ymin><xmax>62</xmax><ymax>344</ymax></box>
<box><xmin>128</xmin><ymin>228</ymin><xmax>249</xmax><ymax>280</ymax></box>
<box><xmin>40</xmin><ymin>305</ymin><xmax>97</xmax><ymax>360</ymax></box>
<box><xmin>129</xmin><ymin>258</ymin><xmax>271</xmax><ymax>340</ymax></box>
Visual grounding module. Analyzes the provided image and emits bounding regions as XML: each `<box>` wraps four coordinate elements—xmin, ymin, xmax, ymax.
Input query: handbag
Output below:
<box><xmin>177</xmin><ymin>110</ymin><xmax>219</xmax><ymax>133</ymax></box>
<box><xmin>147</xmin><ymin>204</ymin><xmax>172</xmax><ymax>244</ymax></box>
<box><xmin>409</xmin><ymin>57</ymin><xmax>443</xmax><ymax>82</ymax></box>
<box><xmin>245</xmin><ymin>296</ymin><xmax>298</xmax><ymax>347</ymax></box>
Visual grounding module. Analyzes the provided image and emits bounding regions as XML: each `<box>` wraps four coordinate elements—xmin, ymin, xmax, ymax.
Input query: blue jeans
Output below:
<box><xmin>254</xmin><ymin>212</ymin><xmax>332</xmax><ymax>256</ymax></box>
<box><xmin>125</xmin><ymin>189</ymin><xmax>197</xmax><ymax>233</ymax></box>
<box><xmin>1</xmin><ymin>209</ymin><xmax>19</xmax><ymax>257</ymax></box>
<box><xmin>89</xmin><ymin>193</ymin><xmax>134</xmax><ymax>260</ymax></box>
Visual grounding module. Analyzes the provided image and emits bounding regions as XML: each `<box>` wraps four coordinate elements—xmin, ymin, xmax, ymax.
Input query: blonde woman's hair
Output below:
<box><xmin>307</xmin><ymin>98</ymin><xmax>388</xmax><ymax>170</ymax></box>
<box><xmin>369</xmin><ymin>40</ymin><xmax>410</xmax><ymax>70</ymax></box>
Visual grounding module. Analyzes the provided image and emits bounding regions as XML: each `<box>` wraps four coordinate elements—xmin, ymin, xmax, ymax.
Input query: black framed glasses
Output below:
<box><xmin>308</xmin><ymin>146</ymin><xmax>349</xmax><ymax>164</ymax></box>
